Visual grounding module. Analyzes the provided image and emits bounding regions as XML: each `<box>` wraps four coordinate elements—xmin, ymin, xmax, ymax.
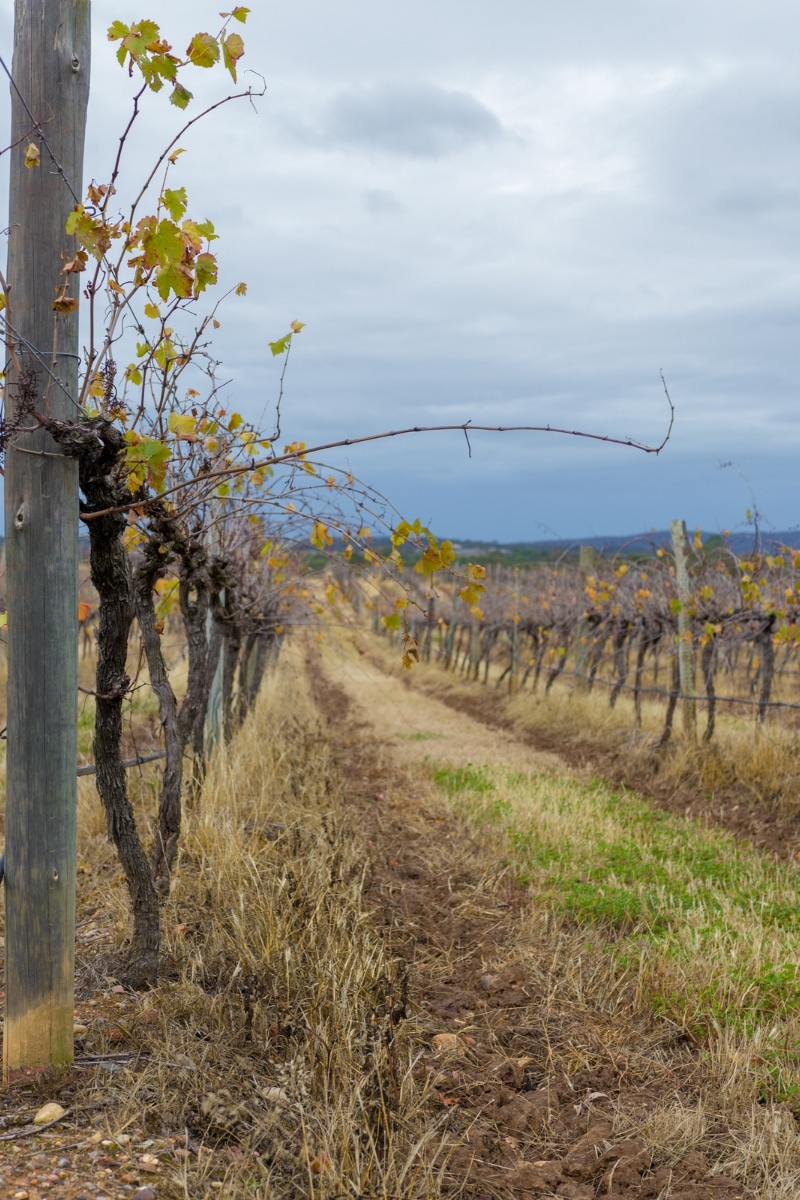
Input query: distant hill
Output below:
<box><xmin>447</xmin><ymin>529</ymin><xmax>800</xmax><ymax>563</ymax></box>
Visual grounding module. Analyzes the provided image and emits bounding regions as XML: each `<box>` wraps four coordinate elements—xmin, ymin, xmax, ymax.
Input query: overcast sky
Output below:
<box><xmin>1</xmin><ymin>1</ymin><xmax>799</xmax><ymax>541</ymax></box>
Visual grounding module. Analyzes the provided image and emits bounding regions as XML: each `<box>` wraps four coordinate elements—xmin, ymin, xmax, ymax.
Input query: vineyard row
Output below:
<box><xmin>377</xmin><ymin>533</ymin><xmax>800</xmax><ymax>745</ymax></box>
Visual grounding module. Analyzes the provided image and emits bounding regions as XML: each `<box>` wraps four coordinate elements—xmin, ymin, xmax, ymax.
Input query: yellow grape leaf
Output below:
<box><xmin>458</xmin><ymin>581</ymin><xmax>485</xmax><ymax>606</ymax></box>
<box><xmin>235</xmin><ymin>281</ymin><xmax>247</xmax><ymax>296</ymax></box>
<box><xmin>24</xmin><ymin>143</ymin><xmax>40</xmax><ymax>168</ymax></box>
<box><xmin>310</xmin><ymin>521</ymin><xmax>333</xmax><ymax>550</ymax></box>
<box><xmin>168</xmin><ymin>412</ymin><xmax>196</xmax><ymax>438</ymax></box>
<box><xmin>52</xmin><ymin>294</ymin><xmax>79</xmax><ymax>314</ymax></box>
<box><xmin>290</xmin><ymin>319</ymin><xmax>305</xmax><ymax>333</ymax></box>
<box><xmin>187</xmin><ymin>32</ymin><xmax>220</xmax><ymax>69</ymax></box>
<box><xmin>402</xmin><ymin>632</ymin><xmax>420</xmax><ymax>671</ymax></box>
<box><xmin>62</xmin><ymin>250</ymin><xmax>88</xmax><ymax>274</ymax></box>
<box><xmin>88</xmin><ymin>373</ymin><xmax>105</xmax><ymax>399</ymax></box>
<box><xmin>222</xmin><ymin>31</ymin><xmax>245</xmax><ymax>81</ymax></box>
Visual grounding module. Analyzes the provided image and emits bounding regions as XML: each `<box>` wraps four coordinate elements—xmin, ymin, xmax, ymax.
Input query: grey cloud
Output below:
<box><xmin>362</xmin><ymin>187</ymin><xmax>405</xmax><ymax>214</ymax></box>
<box><xmin>320</xmin><ymin>81</ymin><xmax>504</xmax><ymax>157</ymax></box>
<box><xmin>645</xmin><ymin>73</ymin><xmax>800</xmax><ymax>202</ymax></box>
<box><xmin>714</xmin><ymin>187</ymin><xmax>800</xmax><ymax>218</ymax></box>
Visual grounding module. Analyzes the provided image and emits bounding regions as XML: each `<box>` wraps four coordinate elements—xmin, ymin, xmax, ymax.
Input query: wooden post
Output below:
<box><xmin>509</xmin><ymin>568</ymin><xmax>520</xmax><ymax>695</ymax></box>
<box><xmin>469</xmin><ymin>614</ymin><xmax>481</xmax><ymax>680</ymax></box>
<box><xmin>670</xmin><ymin>520</ymin><xmax>697</xmax><ymax>743</ymax></box>
<box><xmin>574</xmin><ymin>545</ymin><xmax>595</xmax><ymax>691</ymax></box>
<box><xmin>3</xmin><ymin>0</ymin><xmax>90</xmax><ymax>1078</ymax></box>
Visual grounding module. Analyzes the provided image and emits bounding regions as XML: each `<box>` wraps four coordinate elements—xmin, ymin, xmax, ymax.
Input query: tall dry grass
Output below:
<box><xmin>67</xmin><ymin>655</ymin><xmax>446</xmax><ymax>1198</ymax></box>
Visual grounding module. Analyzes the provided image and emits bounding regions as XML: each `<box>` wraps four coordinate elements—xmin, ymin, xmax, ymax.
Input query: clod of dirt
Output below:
<box><xmin>562</xmin><ymin>1120</ymin><xmax>614</xmax><ymax>1176</ymax></box>
<box><xmin>431</xmin><ymin>1032</ymin><xmax>464</xmax><ymax>1053</ymax></box>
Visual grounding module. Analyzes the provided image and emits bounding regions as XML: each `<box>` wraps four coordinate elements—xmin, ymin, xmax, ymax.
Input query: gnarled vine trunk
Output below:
<box><xmin>133</xmin><ymin>542</ymin><xmax>182</xmax><ymax>895</ymax></box>
<box><xmin>43</xmin><ymin>415</ymin><xmax>161</xmax><ymax>987</ymax></box>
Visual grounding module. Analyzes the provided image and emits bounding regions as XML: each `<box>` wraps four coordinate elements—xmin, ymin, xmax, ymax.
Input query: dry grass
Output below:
<box><xmin>506</xmin><ymin>676</ymin><xmax>800</xmax><ymax>814</ymax></box>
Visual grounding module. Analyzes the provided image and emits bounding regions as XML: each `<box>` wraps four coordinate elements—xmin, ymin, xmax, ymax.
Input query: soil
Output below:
<box><xmin>310</xmin><ymin>665</ymin><xmax>753</xmax><ymax>1200</ymax></box>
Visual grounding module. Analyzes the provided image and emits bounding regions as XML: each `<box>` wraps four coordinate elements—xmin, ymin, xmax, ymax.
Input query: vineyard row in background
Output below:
<box><xmin>364</xmin><ymin>521</ymin><xmax>800</xmax><ymax>747</ymax></box>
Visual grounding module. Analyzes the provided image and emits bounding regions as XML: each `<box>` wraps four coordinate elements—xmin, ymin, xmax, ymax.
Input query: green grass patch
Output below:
<box><xmin>397</xmin><ymin>731</ymin><xmax>447</xmax><ymax>742</ymax></box>
<box><xmin>432</xmin><ymin>763</ymin><xmax>496</xmax><ymax>796</ymax></box>
<box><xmin>430</xmin><ymin>757</ymin><xmax>800</xmax><ymax>1043</ymax></box>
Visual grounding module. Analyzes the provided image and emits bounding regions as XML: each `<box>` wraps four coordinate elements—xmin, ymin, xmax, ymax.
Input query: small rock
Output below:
<box><xmin>172</xmin><ymin>1053</ymin><xmax>198</xmax><ymax>1071</ymax></box>
<box><xmin>33</xmin><ymin>1102</ymin><xmax>66</xmax><ymax>1125</ymax></box>
<box><xmin>57</xmin><ymin>1158</ymin><xmax>70</xmax><ymax>1167</ymax></box>
<box><xmin>132</xmin><ymin>1189</ymin><xmax>157</xmax><ymax>1200</ymax></box>
<box><xmin>431</xmin><ymin>1033</ymin><xmax>463</xmax><ymax>1053</ymax></box>
<box><xmin>73</xmin><ymin>1024</ymin><xmax>89</xmax><ymax>1035</ymax></box>
<box><xmin>139</xmin><ymin>1153</ymin><xmax>161</xmax><ymax>1172</ymax></box>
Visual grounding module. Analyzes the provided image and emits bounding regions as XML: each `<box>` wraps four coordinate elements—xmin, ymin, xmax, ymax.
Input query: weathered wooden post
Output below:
<box><xmin>3</xmin><ymin>0</ymin><xmax>90</xmax><ymax>1079</ymax></box>
<box><xmin>670</xmin><ymin>520</ymin><xmax>697</xmax><ymax>743</ymax></box>
<box><xmin>574</xmin><ymin>545</ymin><xmax>595</xmax><ymax>691</ymax></box>
<box><xmin>509</xmin><ymin>568</ymin><xmax>520</xmax><ymax>695</ymax></box>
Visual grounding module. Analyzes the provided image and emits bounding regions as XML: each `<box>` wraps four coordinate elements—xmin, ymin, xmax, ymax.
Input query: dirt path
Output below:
<box><xmin>314</xmin><ymin>638</ymin><xmax>751</xmax><ymax>1200</ymax></box>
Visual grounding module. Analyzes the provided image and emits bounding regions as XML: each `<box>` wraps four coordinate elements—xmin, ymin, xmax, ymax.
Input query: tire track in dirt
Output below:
<box><xmin>312</xmin><ymin>638</ymin><xmax>752</xmax><ymax>1200</ymax></box>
